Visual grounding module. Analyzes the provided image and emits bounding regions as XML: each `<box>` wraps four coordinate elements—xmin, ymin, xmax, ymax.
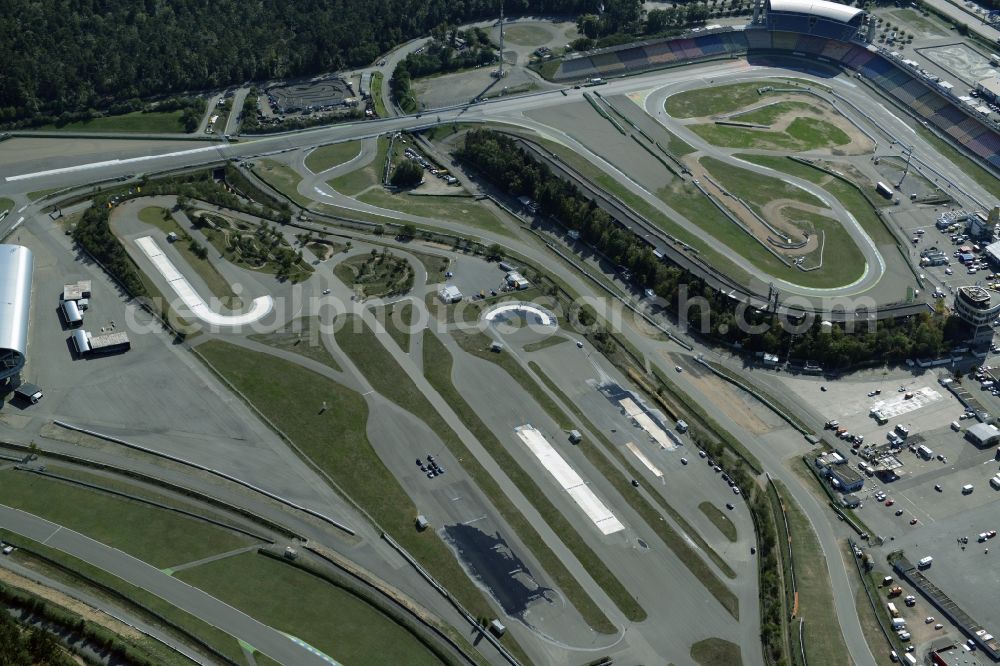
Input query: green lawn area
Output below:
<box><xmin>777</xmin><ymin>480</ymin><xmax>850</xmax><ymax>666</ymax></box>
<box><xmin>136</xmin><ymin>206</ymin><xmax>241</xmax><ymax>305</ymax></box>
<box><xmin>699</xmin><ymin>502</ymin><xmax>737</xmax><ymax>542</ymax></box>
<box><xmin>249</xmin><ymin>316</ymin><xmax>342</xmax><ymax>370</ymax></box>
<box><xmin>327</xmin><ymin>136</ymin><xmax>389</xmax><ymax>196</ymax></box>
<box><xmin>372</xmin><ymin>72</ymin><xmax>388</xmax><ymax>117</ymax></box>
<box><xmin>691</xmin><ymin>637</ymin><xmax>743</xmax><ymax>666</ymax></box>
<box><xmin>666</xmin><ymin>81</ymin><xmax>778</xmax><ymax>118</ymax></box>
<box><xmin>305</xmin><ymin>141</ymin><xmax>363</xmax><ymax>173</ymax></box>
<box><xmin>253</xmin><ymin>159</ymin><xmax>313</xmax><ymax>207</ymax></box>
<box><xmin>890</xmin><ymin>8</ymin><xmax>949</xmax><ymax>36</ymax></box>
<box><xmin>689</xmin><ymin>117</ymin><xmax>850</xmax><ymax>151</ymax></box>
<box><xmin>422</xmin><ymin>331</ymin><xmax>624</xmax><ymax>632</ymax></box>
<box><xmin>378</xmin><ymin>302</ymin><xmax>414</xmax><ymax>352</ymax></box>
<box><xmin>0</xmin><ymin>197</ymin><xmax>12</xmax><ymax>212</ymax></box>
<box><xmin>194</xmin><ymin>339</ymin><xmax>509</xmax><ymax>658</ymax></box>
<box><xmin>523</xmin><ymin>335</ymin><xmax>569</xmax><ymax>352</ymax></box>
<box><xmin>357</xmin><ymin>189</ymin><xmax>513</xmax><ymax>237</ymax></box>
<box><xmin>27</xmin><ymin>188</ymin><xmax>62</xmax><ymax>201</ymax></box>
<box><xmin>333</xmin><ymin>250</ymin><xmax>415</xmax><ymax>298</ymax></box>
<box><xmin>0</xmin><ymin>470</ymin><xmax>252</xmax><ymax>569</ymax></box>
<box><xmin>177</xmin><ymin>553</ymin><xmax>442</xmax><ymax>666</ymax></box>
<box><xmin>731</xmin><ymin>101</ymin><xmax>811</xmax><ymax>125</ymax></box>
<box><xmin>38</xmin><ymin>110</ymin><xmax>188</xmax><ymax>133</ymax></box>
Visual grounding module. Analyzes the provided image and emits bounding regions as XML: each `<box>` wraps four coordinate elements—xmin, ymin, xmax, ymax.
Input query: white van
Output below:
<box><xmin>962</xmin><ymin>484</ymin><xmax>975</xmax><ymax>494</ymax></box>
<box><xmin>990</xmin><ymin>475</ymin><xmax>1000</xmax><ymax>490</ymax></box>
<box><xmin>951</xmin><ymin>421</ymin><xmax>962</xmax><ymax>432</ymax></box>
<box><xmin>918</xmin><ymin>556</ymin><xmax>933</xmax><ymax>568</ymax></box>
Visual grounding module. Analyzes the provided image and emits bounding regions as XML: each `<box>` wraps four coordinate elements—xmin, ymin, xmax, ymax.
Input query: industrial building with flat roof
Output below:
<box><xmin>965</xmin><ymin>422</ymin><xmax>1000</xmax><ymax>448</ymax></box>
<box><xmin>0</xmin><ymin>244</ymin><xmax>33</xmax><ymax>381</ymax></box>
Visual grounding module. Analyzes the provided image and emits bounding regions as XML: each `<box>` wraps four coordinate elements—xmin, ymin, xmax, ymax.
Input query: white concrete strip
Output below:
<box><xmin>483</xmin><ymin>302</ymin><xmax>555</xmax><ymax>326</ymax></box>
<box><xmin>5</xmin><ymin>145</ymin><xmax>221</xmax><ymax>182</ymax></box>
<box><xmin>135</xmin><ymin>235</ymin><xmax>273</xmax><ymax>327</ymax></box>
<box><xmin>514</xmin><ymin>424</ymin><xmax>624</xmax><ymax>535</ymax></box>
<box><xmin>632</xmin><ymin>410</ymin><xmax>676</xmax><ymax>450</ymax></box>
<box><xmin>871</xmin><ymin>387</ymin><xmax>942</xmax><ymax>419</ymax></box>
<box><xmin>626</xmin><ymin>442</ymin><xmax>663</xmax><ymax>478</ymax></box>
<box><xmin>16</xmin><ymin>205</ymin><xmax>26</xmax><ymax>213</ymax></box>
<box><xmin>619</xmin><ymin>397</ymin><xmax>644</xmax><ymax>418</ymax></box>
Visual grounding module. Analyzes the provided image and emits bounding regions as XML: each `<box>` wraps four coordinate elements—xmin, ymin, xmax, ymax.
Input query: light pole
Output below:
<box><xmin>897</xmin><ymin>144</ymin><xmax>914</xmax><ymax>190</ymax></box>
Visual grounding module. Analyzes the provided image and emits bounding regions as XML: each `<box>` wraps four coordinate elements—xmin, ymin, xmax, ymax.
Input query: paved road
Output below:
<box><xmin>923</xmin><ymin>0</ymin><xmax>1000</xmax><ymax>43</ymax></box>
<box><xmin>0</xmin><ymin>505</ymin><xmax>334</xmax><ymax>666</ymax></box>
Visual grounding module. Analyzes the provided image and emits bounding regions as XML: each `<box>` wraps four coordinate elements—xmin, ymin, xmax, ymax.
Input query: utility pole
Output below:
<box><xmin>897</xmin><ymin>144</ymin><xmax>913</xmax><ymax>190</ymax></box>
<box><xmin>498</xmin><ymin>0</ymin><xmax>505</xmax><ymax>78</ymax></box>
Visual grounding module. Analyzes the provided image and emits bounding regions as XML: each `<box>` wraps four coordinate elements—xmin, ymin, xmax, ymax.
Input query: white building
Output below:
<box><xmin>438</xmin><ymin>284</ymin><xmax>462</xmax><ymax>303</ymax></box>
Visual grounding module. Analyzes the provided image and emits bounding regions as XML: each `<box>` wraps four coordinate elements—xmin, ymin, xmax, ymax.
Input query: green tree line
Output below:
<box><xmin>0</xmin><ymin>0</ymin><xmax>608</xmax><ymax>126</ymax></box>
<box><xmin>456</xmin><ymin>129</ymin><xmax>961</xmax><ymax>369</ymax></box>
<box><xmin>390</xmin><ymin>29</ymin><xmax>497</xmax><ymax>112</ymax></box>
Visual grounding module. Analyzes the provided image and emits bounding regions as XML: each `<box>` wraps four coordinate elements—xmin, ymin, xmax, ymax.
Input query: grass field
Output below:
<box><xmin>38</xmin><ymin>110</ymin><xmax>188</xmax><ymax>133</ymax></box>
<box><xmin>378</xmin><ymin>302</ymin><xmax>415</xmax><ymax>352</ymax></box>
<box><xmin>328</xmin><ymin>136</ymin><xmax>389</xmax><ymax>196</ymax></box>
<box><xmin>776</xmin><ymin>480</ymin><xmax>850</xmax><ymax>666</ymax></box>
<box><xmin>357</xmin><ymin>189</ymin><xmax>512</xmax><ymax>237</ymax></box>
<box><xmin>27</xmin><ymin>188</ymin><xmax>62</xmax><ymax>201</ymax></box>
<box><xmin>523</xmin><ymin>335</ymin><xmax>569</xmax><ymax>352</ymax></box>
<box><xmin>700</xmin><ymin>157</ymin><xmax>826</xmax><ymax>210</ymax></box>
<box><xmin>136</xmin><ymin>206</ymin><xmax>241</xmax><ymax>305</ymax></box>
<box><xmin>422</xmin><ymin>331</ymin><xmax>626</xmax><ymax>632</ymax></box>
<box><xmin>177</xmin><ymin>553</ymin><xmax>442</xmax><ymax>666</ymax></box>
<box><xmin>691</xmin><ymin>637</ymin><xmax>743</xmax><ymax>666</ymax></box>
<box><xmin>0</xmin><ymin>470</ymin><xmax>252</xmax><ymax>569</ymax></box>
<box><xmin>666</xmin><ymin>81</ymin><xmax>778</xmax><ymax>118</ymax></box>
<box><xmin>699</xmin><ymin>502</ymin><xmax>737</xmax><ymax>542</ymax></box>
<box><xmin>249</xmin><ymin>316</ymin><xmax>342</xmax><ymax>370</ymax></box>
<box><xmin>253</xmin><ymin>159</ymin><xmax>313</xmax><ymax>207</ymax></box>
<box><xmin>731</xmin><ymin>101</ymin><xmax>812</xmax><ymax>125</ymax></box>
<box><xmin>689</xmin><ymin>117</ymin><xmax>850</xmax><ymax>151</ymax></box>
<box><xmin>194</xmin><ymin>339</ymin><xmax>511</xmax><ymax>658</ymax></box>
<box><xmin>305</xmin><ymin>141</ymin><xmax>363</xmax><ymax>173</ymax></box>
<box><xmin>372</xmin><ymin>72</ymin><xmax>388</xmax><ymax>117</ymax></box>
<box><xmin>0</xmin><ymin>197</ymin><xmax>13</xmax><ymax>212</ymax></box>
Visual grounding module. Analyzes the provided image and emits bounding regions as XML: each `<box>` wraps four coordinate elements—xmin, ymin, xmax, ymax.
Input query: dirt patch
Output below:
<box><xmin>661</xmin><ymin>351</ymin><xmax>781</xmax><ymax>435</ymax></box>
<box><xmin>0</xmin><ymin>567</ymin><xmax>144</xmax><ymax>642</ymax></box>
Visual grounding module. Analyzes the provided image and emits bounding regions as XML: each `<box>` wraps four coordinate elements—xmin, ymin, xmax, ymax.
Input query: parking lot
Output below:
<box><xmin>789</xmin><ymin>367</ymin><xmax>1000</xmax><ymax>641</ymax></box>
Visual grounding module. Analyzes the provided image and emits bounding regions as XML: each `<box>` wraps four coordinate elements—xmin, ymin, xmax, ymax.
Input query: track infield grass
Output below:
<box><xmin>177</xmin><ymin>552</ymin><xmax>443</xmax><ymax>666</ymax></box>
<box><xmin>305</xmin><ymin>140</ymin><xmax>363</xmax><ymax>173</ymax></box>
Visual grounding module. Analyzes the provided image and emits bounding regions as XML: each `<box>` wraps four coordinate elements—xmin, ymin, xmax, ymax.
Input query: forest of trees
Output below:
<box><xmin>0</xmin><ymin>608</ymin><xmax>72</xmax><ymax>666</ymax></box>
<box><xmin>0</xmin><ymin>0</ymin><xmax>610</xmax><ymax>125</ymax></box>
<box><xmin>457</xmin><ymin>129</ymin><xmax>960</xmax><ymax>368</ymax></box>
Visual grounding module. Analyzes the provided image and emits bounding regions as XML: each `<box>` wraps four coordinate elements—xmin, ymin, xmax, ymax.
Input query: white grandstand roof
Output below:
<box><xmin>768</xmin><ymin>0</ymin><xmax>864</xmax><ymax>22</ymax></box>
<box><xmin>0</xmin><ymin>244</ymin><xmax>33</xmax><ymax>379</ymax></box>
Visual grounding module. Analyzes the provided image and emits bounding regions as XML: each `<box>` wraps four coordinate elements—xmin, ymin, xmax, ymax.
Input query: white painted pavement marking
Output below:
<box><xmin>626</xmin><ymin>442</ymin><xmax>663</xmax><ymax>478</ymax></box>
<box><xmin>5</xmin><ymin>145</ymin><xmax>223</xmax><ymax>182</ymax></box>
<box><xmin>16</xmin><ymin>205</ymin><xmax>26</xmax><ymax>213</ymax></box>
<box><xmin>135</xmin><ymin>236</ymin><xmax>273</xmax><ymax>327</ymax></box>
<box><xmin>514</xmin><ymin>424</ymin><xmax>625</xmax><ymax>535</ymax></box>
<box><xmin>871</xmin><ymin>387</ymin><xmax>942</xmax><ymax>419</ymax></box>
<box><xmin>620</xmin><ymin>397</ymin><xmax>676</xmax><ymax>450</ymax></box>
